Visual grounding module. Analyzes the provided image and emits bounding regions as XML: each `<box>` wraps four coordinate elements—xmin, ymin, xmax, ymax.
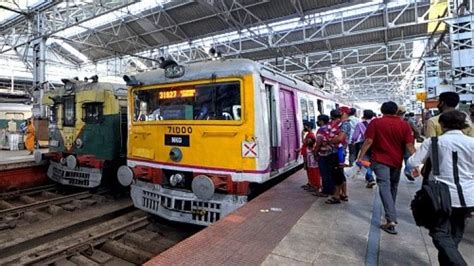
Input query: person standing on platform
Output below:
<box><xmin>352</xmin><ymin>109</ymin><xmax>376</xmax><ymax>188</ymax></box>
<box><xmin>397</xmin><ymin>106</ymin><xmax>416</xmax><ymax>182</ymax></box>
<box><xmin>348</xmin><ymin>108</ymin><xmax>361</xmax><ymax>166</ymax></box>
<box><xmin>357</xmin><ymin>101</ymin><xmax>415</xmax><ymax>234</ymax></box>
<box><xmin>298</xmin><ymin>122</ymin><xmax>320</xmax><ymax>192</ymax></box>
<box><xmin>314</xmin><ymin>114</ymin><xmax>333</xmax><ymax>197</ymax></box>
<box><xmin>303</xmin><ymin>132</ymin><xmax>321</xmax><ymax>193</ymax></box>
<box><xmin>25</xmin><ymin>118</ymin><xmax>36</xmax><ymax>155</ymax></box>
<box><xmin>325</xmin><ymin>108</ymin><xmax>351</xmax><ymax>204</ymax></box>
<box><xmin>426</xmin><ymin>92</ymin><xmax>474</xmax><ymax>137</ymax></box>
<box><xmin>408</xmin><ymin>110</ymin><xmax>474</xmax><ymax>266</ymax></box>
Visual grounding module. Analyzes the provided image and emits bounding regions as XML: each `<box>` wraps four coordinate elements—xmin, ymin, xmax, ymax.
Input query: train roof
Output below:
<box><xmin>47</xmin><ymin>81</ymin><xmax>127</xmax><ymax>97</ymax></box>
<box><xmin>0</xmin><ymin>103</ymin><xmax>32</xmax><ymax>112</ymax></box>
<box><xmin>131</xmin><ymin>59</ymin><xmax>335</xmax><ymax>100</ymax></box>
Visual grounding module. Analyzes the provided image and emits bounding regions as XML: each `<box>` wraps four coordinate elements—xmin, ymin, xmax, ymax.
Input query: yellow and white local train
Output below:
<box><xmin>118</xmin><ymin>59</ymin><xmax>340</xmax><ymax>226</ymax></box>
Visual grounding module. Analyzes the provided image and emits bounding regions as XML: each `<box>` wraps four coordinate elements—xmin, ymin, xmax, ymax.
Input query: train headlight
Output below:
<box><xmin>192</xmin><ymin>175</ymin><xmax>215</xmax><ymax>200</ymax></box>
<box><xmin>117</xmin><ymin>165</ymin><xmax>134</xmax><ymax>186</ymax></box>
<box><xmin>66</xmin><ymin>155</ymin><xmax>77</xmax><ymax>169</ymax></box>
<box><xmin>169</xmin><ymin>173</ymin><xmax>184</xmax><ymax>187</ymax></box>
<box><xmin>75</xmin><ymin>138</ymin><xmax>83</xmax><ymax>148</ymax></box>
<box><xmin>169</xmin><ymin>147</ymin><xmax>182</xmax><ymax>162</ymax></box>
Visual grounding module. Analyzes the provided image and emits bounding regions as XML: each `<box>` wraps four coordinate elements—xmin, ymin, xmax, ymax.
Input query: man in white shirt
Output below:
<box><xmin>408</xmin><ymin>110</ymin><xmax>474</xmax><ymax>266</ymax></box>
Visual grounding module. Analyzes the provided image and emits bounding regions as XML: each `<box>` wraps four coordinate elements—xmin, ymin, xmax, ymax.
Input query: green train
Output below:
<box><xmin>0</xmin><ymin>103</ymin><xmax>32</xmax><ymax>130</ymax></box>
<box><xmin>35</xmin><ymin>78</ymin><xmax>128</xmax><ymax>188</ymax></box>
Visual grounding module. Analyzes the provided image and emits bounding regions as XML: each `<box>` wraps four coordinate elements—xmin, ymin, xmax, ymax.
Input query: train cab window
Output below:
<box><xmin>82</xmin><ymin>103</ymin><xmax>103</xmax><ymax>124</ymax></box>
<box><xmin>133</xmin><ymin>81</ymin><xmax>241</xmax><ymax>121</ymax></box>
<box><xmin>300</xmin><ymin>98</ymin><xmax>309</xmax><ymax>125</ymax></box>
<box><xmin>63</xmin><ymin>96</ymin><xmax>75</xmax><ymax>126</ymax></box>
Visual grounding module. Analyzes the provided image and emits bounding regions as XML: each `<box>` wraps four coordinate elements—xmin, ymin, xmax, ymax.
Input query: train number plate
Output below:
<box><xmin>49</xmin><ymin>140</ymin><xmax>59</xmax><ymax>147</ymax></box>
<box><xmin>164</xmin><ymin>134</ymin><xmax>190</xmax><ymax>147</ymax></box>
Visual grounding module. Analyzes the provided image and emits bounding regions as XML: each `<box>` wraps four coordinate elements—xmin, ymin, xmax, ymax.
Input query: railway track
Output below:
<box><xmin>0</xmin><ymin>208</ymin><xmax>198</xmax><ymax>265</ymax></box>
<box><xmin>0</xmin><ymin>186</ymin><xmax>108</xmax><ymax>230</ymax></box>
<box><xmin>0</xmin><ymin>184</ymin><xmax>57</xmax><ymax>200</ymax></box>
<box><xmin>0</xmin><ymin>184</ymin><xmax>200</xmax><ymax>265</ymax></box>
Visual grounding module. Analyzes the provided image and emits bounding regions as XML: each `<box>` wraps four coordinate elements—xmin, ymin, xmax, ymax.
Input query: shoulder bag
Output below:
<box><xmin>410</xmin><ymin>137</ymin><xmax>452</xmax><ymax>229</ymax></box>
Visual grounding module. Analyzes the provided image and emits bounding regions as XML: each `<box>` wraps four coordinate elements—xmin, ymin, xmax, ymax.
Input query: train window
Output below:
<box><xmin>63</xmin><ymin>96</ymin><xmax>75</xmax><ymax>126</ymax></box>
<box><xmin>317</xmin><ymin>99</ymin><xmax>323</xmax><ymax>114</ymax></box>
<box><xmin>133</xmin><ymin>81</ymin><xmax>241</xmax><ymax>121</ymax></box>
<box><xmin>5</xmin><ymin>113</ymin><xmax>24</xmax><ymax>120</ymax></box>
<box><xmin>49</xmin><ymin>105</ymin><xmax>57</xmax><ymax>123</ymax></box>
<box><xmin>308</xmin><ymin>100</ymin><xmax>316</xmax><ymax>127</ymax></box>
<box><xmin>82</xmin><ymin>103</ymin><xmax>103</xmax><ymax>124</ymax></box>
<box><xmin>300</xmin><ymin>98</ymin><xmax>309</xmax><ymax>125</ymax></box>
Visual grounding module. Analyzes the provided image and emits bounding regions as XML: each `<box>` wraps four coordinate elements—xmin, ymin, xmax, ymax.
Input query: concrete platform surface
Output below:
<box><xmin>0</xmin><ymin>149</ymin><xmax>48</xmax><ymax>166</ymax></box>
<box><xmin>145</xmin><ymin>169</ymin><xmax>474</xmax><ymax>266</ymax></box>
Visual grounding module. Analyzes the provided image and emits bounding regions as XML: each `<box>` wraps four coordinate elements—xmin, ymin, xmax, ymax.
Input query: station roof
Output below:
<box><xmin>0</xmin><ymin>0</ymin><xmax>451</xmax><ymax>103</ymax></box>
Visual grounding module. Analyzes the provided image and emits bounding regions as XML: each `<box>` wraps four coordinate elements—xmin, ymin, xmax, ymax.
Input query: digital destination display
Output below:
<box><xmin>159</xmin><ymin>88</ymin><xmax>196</xmax><ymax>99</ymax></box>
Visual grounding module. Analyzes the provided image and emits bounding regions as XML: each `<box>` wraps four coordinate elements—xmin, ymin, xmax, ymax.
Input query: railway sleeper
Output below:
<box><xmin>82</xmin><ymin>249</ymin><xmax>114</xmax><ymax>264</ymax></box>
<box><xmin>47</xmin><ymin>205</ymin><xmax>64</xmax><ymax>216</ymax></box>
<box><xmin>61</xmin><ymin>203</ymin><xmax>77</xmax><ymax>211</ymax></box>
<box><xmin>121</xmin><ymin>232</ymin><xmax>169</xmax><ymax>254</ymax></box>
<box><xmin>41</xmin><ymin>191</ymin><xmax>59</xmax><ymax>198</ymax></box>
<box><xmin>19</xmin><ymin>195</ymin><xmax>37</xmax><ymax>204</ymax></box>
<box><xmin>54</xmin><ymin>258</ymin><xmax>78</xmax><ymax>266</ymax></box>
<box><xmin>101</xmin><ymin>240</ymin><xmax>153</xmax><ymax>265</ymax></box>
<box><xmin>23</xmin><ymin>211</ymin><xmax>39</xmax><ymax>223</ymax></box>
<box><xmin>69</xmin><ymin>254</ymin><xmax>100</xmax><ymax>266</ymax></box>
<box><xmin>0</xmin><ymin>200</ymin><xmax>14</xmax><ymax>209</ymax></box>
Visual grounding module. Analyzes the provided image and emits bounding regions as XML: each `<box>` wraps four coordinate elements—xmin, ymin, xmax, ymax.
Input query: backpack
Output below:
<box><xmin>410</xmin><ymin>137</ymin><xmax>452</xmax><ymax>229</ymax></box>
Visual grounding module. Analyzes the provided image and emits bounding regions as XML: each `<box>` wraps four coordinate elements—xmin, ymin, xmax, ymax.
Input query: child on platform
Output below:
<box><xmin>328</xmin><ymin>117</ymin><xmax>347</xmax><ymax>167</ymax></box>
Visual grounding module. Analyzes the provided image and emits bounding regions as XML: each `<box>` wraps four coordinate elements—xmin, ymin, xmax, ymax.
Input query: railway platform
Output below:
<box><xmin>145</xmin><ymin>169</ymin><xmax>474</xmax><ymax>266</ymax></box>
<box><xmin>0</xmin><ymin>149</ymin><xmax>49</xmax><ymax>191</ymax></box>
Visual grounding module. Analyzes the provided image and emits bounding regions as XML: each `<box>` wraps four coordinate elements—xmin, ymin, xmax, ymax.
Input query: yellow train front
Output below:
<box><xmin>118</xmin><ymin>58</ymin><xmax>336</xmax><ymax>226</ymax></box>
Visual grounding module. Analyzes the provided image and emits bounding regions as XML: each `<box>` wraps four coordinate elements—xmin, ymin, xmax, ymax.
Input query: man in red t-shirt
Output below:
<box><xmin>357</xmin><ymin>101</ymin><xmax>415</xmax><ymax>235</ymax></box>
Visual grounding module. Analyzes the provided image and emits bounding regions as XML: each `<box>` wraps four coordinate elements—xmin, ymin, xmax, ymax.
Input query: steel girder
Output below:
<box><xmin>0</xmin><ymin>0</ymin><xmax>453</xmax><ymax>103</ymax></box>
<box><xmin>0</xmin><ymin>0</ymin><xmax>138</xmax><ymax>56</ymax></box>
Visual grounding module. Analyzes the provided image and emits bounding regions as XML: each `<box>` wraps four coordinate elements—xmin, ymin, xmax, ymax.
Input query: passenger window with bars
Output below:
<box><xmin>82</xmin><ymin>103</ymin><xmax>104</xmax><ymax>124</ymax></box>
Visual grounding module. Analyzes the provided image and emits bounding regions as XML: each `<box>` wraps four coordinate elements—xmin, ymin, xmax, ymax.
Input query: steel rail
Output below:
<box><xmin>0</xmin><ymin>190</ymin><xmax>106</xmax><ymax>218</ymax></box>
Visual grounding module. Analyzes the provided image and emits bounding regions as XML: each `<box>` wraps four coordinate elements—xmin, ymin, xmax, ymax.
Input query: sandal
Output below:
<box><xmin>325</xmin><ymin>197</ymin><xmax>341</xmax><ymax>204</ymax></box>
<box><xmin>301</xmin><ymin>184</ymin><xmax>310</xmax><ymax>189</ymax></box>
<box><xmin>313</xmin><ymin>192</ymin><xmax>329</xmax><ymax>197</ymax></box>
<box><xmin>340</xmin><ymin>195</ymin><xmax>348</xmax><ymax>201</ymax></box>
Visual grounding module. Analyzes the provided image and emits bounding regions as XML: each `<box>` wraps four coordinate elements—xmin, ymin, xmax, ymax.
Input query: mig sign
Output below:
<box><xmin>165</xmin><ymin>134</ymin><xmax>190</xmax><ymax>147</ymax></box>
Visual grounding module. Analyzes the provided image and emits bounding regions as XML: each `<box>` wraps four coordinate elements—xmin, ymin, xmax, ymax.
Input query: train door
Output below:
<box><xmin>278</xmin><ymin>89</ymin><xmax>298</xmax><ymax>166</ymax></box>
<box><xmin>265</xmin><ymin>84</ymin><xmax>279</xmax><ymax>171</ymax></box>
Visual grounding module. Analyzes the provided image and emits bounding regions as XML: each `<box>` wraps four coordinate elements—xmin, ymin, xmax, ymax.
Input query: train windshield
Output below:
<box><xmin>133</xmin><ymin>81</ymin><xmax>241</xmax><ymax>121</ymax></box>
